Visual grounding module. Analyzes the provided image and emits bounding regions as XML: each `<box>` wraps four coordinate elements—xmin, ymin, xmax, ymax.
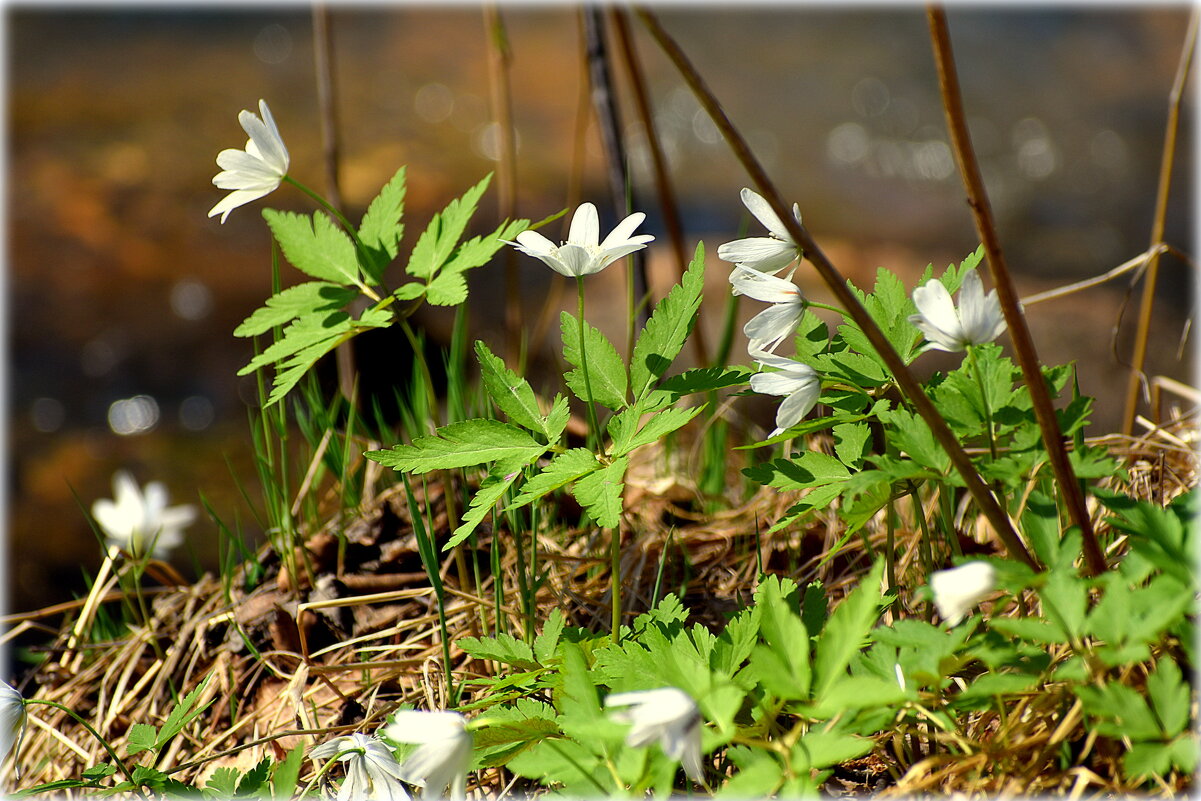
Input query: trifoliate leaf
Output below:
<box><xmin>357</xmin><ymin>166</ymin><xmax>406</xmax><ymax>282</ymax></box>
<box><xmin>125</xmin><ymin>723</ymin><xmax>159</xmax><ymax>757</ymax></box>
<box><xmin>406</xmin><ymin>174</ymin><xmax>492</xmax><ymax>281</ymax></box>
<box><xmin>611</xmin><ymin>405</ymin><xmax>704</xmax><ymax>458</ymax></box>
<box><xmin>561</xmin><ymin>312</ymin><xmax>628</xmax><ymax>410</ymax></box>
<box><xmin>263</xmin><ymin>209</ymin><xmax>361</xmax><ymax>286</ymax></box>
<box><xmin>570</xmin><ymin>456</ymin><xmax>628</xmax><ymax>528</ymax></box>
<box><xmin>630</xmin><ymin>242</ymin><xmax>705</xmax><ymax>402</ymax></box>
<box><xmin>233</xmin><ymin>282</ymin><xmax>357</xmax><ymax>337</ymax></box>
<box><xmin>366</xmin><ymin>419</ymin><xmax>546</xmax><ymax>473</ymax></box>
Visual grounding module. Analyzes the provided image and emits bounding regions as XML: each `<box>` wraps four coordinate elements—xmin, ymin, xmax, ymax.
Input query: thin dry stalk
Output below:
<box><xmin>1121</xmin><ymin>8</ymin><xmax>1199</xmax><ymax>435</ymax></box>
<box><xmin>926</xmin><ymin>5</ymin><xmax>1103</xmax><ymax>576</ymax></box>
<box><xmin>634</xmin><ymin>6</ymin><xmax>1037</xmax><ymax>570</ymax></box>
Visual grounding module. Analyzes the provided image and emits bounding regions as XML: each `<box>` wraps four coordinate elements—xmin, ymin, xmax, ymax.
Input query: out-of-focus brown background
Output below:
<box><xmin>8</xmin><ymin>7</ymin><xmax>1193</xmax><ymax>615</ymax></box>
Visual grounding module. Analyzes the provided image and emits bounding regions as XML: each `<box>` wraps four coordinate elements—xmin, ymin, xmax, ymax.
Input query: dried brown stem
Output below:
<box><xmin>926</xmin><ymin>6</ymin><xmax>1103</xmax><ymax>576</ymax></box>
<box><xmin>636</xmin><ymin>7</ymin><xmax>1037</xmax><ymax>570</ymax></box>
<box><xmin>1120</xmin><ymin>9</ymin><xmax>1198</xmax><ymax>434</ymax></box>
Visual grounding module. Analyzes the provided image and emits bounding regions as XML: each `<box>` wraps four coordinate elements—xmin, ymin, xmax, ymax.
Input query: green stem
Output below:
<box><xmin>24</xmin><ymin>699</ymin><xmax>140</xmax><ymax>791</ymax></box>
<box><xmin>806</xmin><ymin>300</ymin><xmax>853</xmax><ymax>319</ymax></box>
<box><xmin>966</xmin><ymin>346</ymin><xmax>998</xmax><ymax>462</ymax></box>
<box><xmin>575</xmin><ymin>277</ymin><xmax>603</xmax><ymax>451</ymax></box>
<box><xmin>610</xmin><ymin>525</ymin><xmax>622</xmax><ymax>645</ymax></box>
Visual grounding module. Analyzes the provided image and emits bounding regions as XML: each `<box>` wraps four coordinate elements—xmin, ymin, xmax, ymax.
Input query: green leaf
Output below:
<box><xmin>1146</xmin><ymin>658</ymin><xmax>1190</xmax><ymax>737</ymax></box>
<box><xmin>445</xmin><ymin>457</ymin><xmax>532</xmax><ymax>550</ymax></box>
<box><xmin>560</xmin><ymin>312</ymin><xmax>627</xmax><ymax>410</ymax></box>
<box><xmin>630</xmin><ymin>242</ymin><xmax>705</xmax><ymax>402</ymax></box>
<box><xmin>507</xmin><ymin>449</ymin><xmax>600</xmax><ymax>509</ymax></box>
<box><xmin>1076</xmin><ymin>682</ymin><xmax>1162</xmax><ymax>740</ymax></box>
<box><xmin>157</xmin><ymin>673</ymin><xmax>215</xmax><ymax>748</ymax></box>
<box><xmin>238</xmin><ymin>312</ymin><xmax>352</xmax><ymax>377</ymax></box>
<box><xmin>833</xmin><ymin>422</ymin><xmax>871</xmax><ymax>468</ymax></box>
<box><xmin>476</xmin><ymin>340</ymin><xmax>551</xmax><ymax>437</ymax></box>
<box><xmin>357</xmin><ymin>166</ymin><xmax>406</xmax><ymax>282</ymax></box>
<box><xmin>813</xmin><ymin>560</ymin><xmax>883</xmax><ymax>700</ymax></box>
<box><xmin>877</xmin><ymin>406</ymin><xmax>950</xmax><ymax>474</ymax></box>
<box><xmin>611</xmin><ymin>405</ymin><xmax>704</xmax><ymax>458</ymax></box>
<box><xmin>718</xmin><ymin>748</ymin><xmax>782</xmax><ymax>798</ymax></box>
<box><xmin>792</xmin><ymin>729</ymin><xmax>873</xmax><ymax>771</ymax></box>
<box><xmin>758</xmin><ymin>585</ymin><xmax>810</xmax><ymax>699</ymax></box>
<box><xmin>264</xmin><ymin>209</ymin><xmax>361</xmax><ymax>286</ymax></box>
<box><xmin>461</xmin><ymin>632</ymin><xmax>540</xmax><ymax>671</ymax></box>
<box><xmin>125</xmin><ymin>722</ymin><xmax>159</xmax><ymax>757</ymax></box>
<box><xmin>1038</xmin><ymin>568</ymin><xmax>1088</xmax><ymax>642</ymax></box>
<box><xmin>570</xmin><ymin>456</ymin><xmax>628</xmax><ymax>528</ymax></box>
<box><xmin>544</xmin><ymin>395</ymin><xmax>571</xmax><ymax>443</ymax></box>
<box><xmin>1124</xmin><ymin>742</ymin><xmax>1173</xmax><ymax>780</ymax></box>
<box><xmin>426</xmin><ymin>218</ymin><xmax>529</xmax><ymax>307</ymax></box>
<box><xmin>234</xmin><ymin>282</ymin><xmax>357</xmax><ymax>337</ymax></box>
<box><xmin>657</xmin><ymin>366</ymin><xmax>752</xmax><ymax>398</ymax></box>
<box><xmin>366</xmin><ymin>419</ymin><xmax>546</xmax><ymax>473</ymax></box>
<box><xmin>534</xmin><ymin>608</ymin><xmax>566</xmax><ymax>664</ymax></box>
<box><xmin>235</xmin><ymin>758</ymin><xmax>271</xmax><ymax>797</ymax></box>
<box><xmin>270</xmin><ymin>745</ymin><xmax>305</xmax><ymax>800</ymax></box>
<box><xmin>406</xmin><ymin>174</ymin><xmax>492</xmax><ymax>281</ymax></box>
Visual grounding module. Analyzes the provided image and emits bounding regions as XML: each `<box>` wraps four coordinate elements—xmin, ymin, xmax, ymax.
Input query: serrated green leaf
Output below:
<box><xmin>507</xmin><ymin>449</ymin><xmax>600</xmax><ymax>509</ymax></box>
<box><xmin>544</xmin><ymin>394</ymin><xmax>571</xmax><ymax>443</ymax></box>
<box><xmin>657</xmin><ymin>366</ymin><xmax>752</xmax><ymax>398</ymax></box>
<box><xmin>445</xmin><ymin>457</ymin><xmax>531</xmax><ymax>550</ymax></box>
<box><xmin>630</xmin><ymin>242</ymin><xmax>705</xmax><ymax>402</ymax></box>
<box><xmin>833</xmin><ymin>422</ymin><xmax>871</xmax><ymax>468</ymax></box>
<box><xmin>125</xmin><ymin>722</ymin><xmax>159</xmax><ymax>757</ymax></box>
<box><xmin>393</xmin><ymin>282</ymin><xmax>426</xmax><ymax>301</ymax></box>
<box><xmin>265</xmin><ymin>334</ymin><xmax>347</xmax><ymax>406</ymax></box>
<box><xmin>759</xmin><ymin>585</ymin><xmax>810</xmax><ymax>698</ymax></box>
<box><xmin>1147</xmin><ymin>658</ymin><xmax>1190</xmax><ymax>737</ymax></box>
<box><xmin>561</xmin><ymin>312</ymin><xmax>627</xmax><ymax>410</ymax></box>
<box><xmin>571</xmin><ymin>456</ymin><xmax>628</xmax><ymax>528</ymax></box>
<box><xmin>264</xmin><ymin>209</ymin><xmax>361</xmax><ymax>286</ymax></box>
<box><xmin>357</xmin><ymin>166</ymin><xmax>406</xmax><ymax>282</ymax></box>
<box><xmin>234</xmin><ymin>282</ymin><xmax>357</xmax><ymax>337</ymax></box>
<box><xmin>238</xmin><ymin>312</ymin><xmax>351</xmax><ymax>377</ymax></box>
<box><xmin>534</xmin><ymin>609</ymin><xmax>566</xmax><ymax>664</ymax></box>
<box><xmin>426</xmin><ymin>218</ymin><xmax>530</xmax><ymax>307</ymax></box>
<box><xmin>476</xmin><ymin>340</ymin><xmax>549</xmax><ymax>437</ymax></box>
<box><xmin>612</xmin><ymin>405</ymin><xmax>704</xmax><ymax>458</ymax></box>
<box><xmin>878</xmin><ymin>406</ymin><xmax>950</xmax><ymax>474</ymax></box>
<box><xmin>270</xmin><ymin>745</ymin><xmax>305</xmax><ymax>801</ymax></box>
<box><xmin>813</xmin><ymin>560</ymin><xmax>883</xmax><ymax>700</ymax></box>
<box><xmin>793</xmin><ymin>729</ymin><xmax>873</xmax><ymax>771</ymax></box>
<box><xmin>236</xmin><ymin>758</ymin><xmax>271</xmax><ymax>797</ymax></box>
<box><xmin>406</xmin><ymin>174</ymin><xmax>492</xmax><ymax>281</ymax></box>
<box><xmin>461</xmin><ymin>632</ymin><xmax>540</xmax><ymax>670</ymax></box>
<box><xmin>366</xmin><ymin>419</ymin><xmax>545</xmax><ymax>473</ymax></box>
<box><xmin>157</xmin><ymin>673</ymin><xmax>215</xmax><ymax>748</ymax></box>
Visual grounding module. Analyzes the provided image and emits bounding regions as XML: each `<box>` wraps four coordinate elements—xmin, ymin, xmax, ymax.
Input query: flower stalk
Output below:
<box><xmin>637</xmin><ymin>6</ymin><xmax>1037</xmax><ymax>570</ymax></box>
<box><xmin>926</xmin><ymin>6</ymin><xmax>1103</xmax><ymax>575</ymax></box>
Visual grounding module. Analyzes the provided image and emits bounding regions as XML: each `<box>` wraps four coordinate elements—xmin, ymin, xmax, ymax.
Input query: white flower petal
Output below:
<box><xmin>744</xmin><ymin>303</ymin><xmax>803</xmax><ymax>354</ymax></box>
<box><xmin>717</xmin><ymin>237</ymin><xmax>795</xmax><ymax>267</ymax></box>
<box><xmin>909</xmin><ymin>270</ymin><xmax>1006</xmax><ymax>352</ymax></box>
<box><xmin>772</xmin><ymin>379</ymin><xmax>820</xmax><ymax>435</ymax></box>
<box><xmin>930</xmin><ymin>561</ymin><xmax>996</xmax><ymax>625</ymax></box>
<box><xmin>508</xmin><ymin>203</ymin><xmax>652</xmax><ymax>277</ymax></box>
<box><xmin>568</xmin><ymin>202</ymin><xmax>600</xmax><ymax>248</ymax></box>
<box><xmin>0</xmin><ymin>681</ymin><xmax>26</xmax><ymax>773</ymax></box>
<box><xmin>209</xmin><ymin>100</ymin><xmax>288</xmax><ymax>223</ymax></box>
<box><xmin>599</xmin><ymin>211</ymin><xmax>648</xmax><ymax>250</ymax></box>
<box><xmin>512</xmin><ymin>230</ymin><xmax>556</xmax><ymax>257</ymax></box>
<box><xmin>740</xmin><ymin>188</ymin><xmax>793</xmax><ymax>242</ymax></box>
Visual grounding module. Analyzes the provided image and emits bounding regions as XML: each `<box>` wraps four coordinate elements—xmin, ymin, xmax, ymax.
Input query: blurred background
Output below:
<box><xmin>7</xmin><ymin>6</ymin><xmax>1194</xmax><ymax>615</ymax></box>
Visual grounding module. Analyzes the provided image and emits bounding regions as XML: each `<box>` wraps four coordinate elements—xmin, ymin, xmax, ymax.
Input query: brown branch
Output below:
<box><xmin>1120</xmin><ymin>8</ymin><xmax>1199</xmax><ymax>434</ymax></box>
<box><xmin>926</xmin><ymin>6</ymin><xmax>1103</xmax><ymax>576</ymax></box>
<box><xmin>636</xmin><ymin>7</ymin><xmax>1037</xmax><ymax>571</ymax></box>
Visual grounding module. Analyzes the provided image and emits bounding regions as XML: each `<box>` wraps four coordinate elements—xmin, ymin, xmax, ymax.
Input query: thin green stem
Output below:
<box><xmin>966</xmin><ymin>346</ymin><xmax>998</xmax><ymax>462</ymax></box>
<box><xmin>575</xmin><ymin>277</ymin><xmax>603</xmax><ymax>451</ymax></box>
<box><xmin>24</xmin><ymin>699</ymin><xmax>140</xmax><ymax>790</ymax></box>
<box><xmin>610</xmin><ymin>525</ymin><xmax>622</xmax><ymax>645</ymax></box>
<box><xmin>806</xmin><ymin>300</ymin><xmax>853</xmax><ymax>319</ymax></box>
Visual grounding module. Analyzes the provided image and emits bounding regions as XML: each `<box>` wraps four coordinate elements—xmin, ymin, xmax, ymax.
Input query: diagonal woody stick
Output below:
<box><xmin>926</xmin><ymin>6</ymin><xmax>1104</xmax><ymax>577</ymax></box>
<box><xmin>636</xmin><ymin>8</ymin><xmax>1037</xmax><ymax>570</ymax></box>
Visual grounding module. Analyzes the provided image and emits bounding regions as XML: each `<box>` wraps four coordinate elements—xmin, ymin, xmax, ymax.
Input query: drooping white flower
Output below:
<box><xmin>908</xmin><ymin>269</ymin><xmax>1007</xmax><ymax>353</ymax></box>
<box><xmin>91</xmin><ymin>471</ymin><xmax>196</xmax><ymax>559</ymax></box>
<box><xmin>729</xmin><ymin>265</ymin><xmax>805</xmax><ymax>354</ymax></box>
<box><xmin>310</xmin><ymin>733</ymin><xmax>410</xmax><ymax>801</ymax></box>
<box><xmin>749</xmin><ymin>352</ymin><xmax>822</xmax><ymax>438</ymax></box>
<box><xmin>604</xmin><ymin>687</ymin><xmax>704</xmax><ymax>783</ymax></box>
<box><xmin>717</xmin><ymin>188</ymin><xmax>803</xmax><ymax>276</ymax></box>
<box><xmin>929</xmin><ymin>561</ymin><xmax>997</xmax><ymax>625</ymax></box>
<box><xmin>384</xmin><ymin>710</ymin><xmax>472</xmax><ymax>801</ymax></box>
<box><xmin>507</xmin><ymin>202</ymin><xmax>654</xmax><ymax>277</ymax></box>
<box><xmin>208</xmin><ymin>99</ymin><xmax>290</xmax><ymax>223</ymax></box>
<box><xmin>0</xmin><ymin>681</ymin><xmax>27</xmax><ymax>776</ymax></box>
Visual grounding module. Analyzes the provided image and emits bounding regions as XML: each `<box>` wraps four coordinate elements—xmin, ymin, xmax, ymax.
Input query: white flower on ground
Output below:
<box><xmin>507</xmin><ymin>202</ymin><xmax>654</xmax><ymax>277</ymax></box>
<box><xmin>729</xmin><ymin>264</ymin><xmax>805</xmax><ymax>354</ymax></box>
<box><xmin>384</xmin><ymin>710</ymin><xmax>472</xmax><ymax>801</ymax></box>
<box><xmin>930</xmin><ymin>561</ymin><xmax>997</xmax><ymax>625</ymax></box>
<box><xmin>749</xmin><ymin>352</ymin><xmax>822</xmax><ymax>438</ymax></box>
<box><xmin>310</xmin><ymin>733</ymin><xmax>410</xmax><ymax>801</ymax></box>
<box><xmin>91</xmin><ymin>471</ymin><xmax>196</xmax><ymax>559</ymax></box>
<box><xmin>908</xmin><ymin>269</ymin><xmax>1007</xmax><ymax>353</ymax></box>
<box><xmin>717</xmin><ymin>188</ymin><xmax>803</xmax><ymax>277</ymax></box>
<box><xmin>604</xmin><ymin>687</ymin><xmax>704</xmax><ymax>783</ymax></box>
<box><xmin>0</xmin><ymin>681</ymin><xmax>26</xmax><ymax>776</ymax></box>
<box><xmin>208</xmin><ymin>99</ymin><xmax>290</xmax><ymax>223</ymax></box>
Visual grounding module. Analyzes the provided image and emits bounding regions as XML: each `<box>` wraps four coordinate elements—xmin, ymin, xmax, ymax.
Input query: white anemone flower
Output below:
<box><xmin>310</xmin><ymin>733</ymin><xmax>410</xmax><ymax>801</ymax></box>
<box><xmin>384</xmin><ymin>710</ymin><xmax>472</xmax><ymax>801</ymax></box>
<box><xmin>604</xmin><ymin>687</ymin><xmax>705</xmax><ymax>783</ymax></box>
<box><xmin>730</xmin><ymin>265</ymin><xmax>805</xmax><ymax>354</ymax></box>
<box><xmin>0</xmin><ymin>681</ymin><xmax>26</xmax><ymax>777</ymax></box>
<box><xmin>91</xmin><ymin>471</ymin><xmax>196</xmax><ymax>559</ymax></box>
<box><xmin>717</xmin><ymin>188</ymin><xmax>803</xmax><ymax>277</ymax></box>
<box><xmin>908</xmin><ymin>269</ymin><xmax>1007</xmax><ymax>353</ymax></box>
<box><xmin>749</xmin><ymin>352</ymin><xmax>822</xmax><ymax>438</ymax></box>
<box><xmin>208</xmin><ymin>99</ymin><xmax>290</xmax><ymax>223</ymax></box>
<box><xmin>508</xmin><ymin>202</ymin><xmax>654</xmax><ymax>277</ymax></box>
<box><xmin>929</xmin><ymin>561</ymin><xmax>997</xmax><ymax>626</ymax></box>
